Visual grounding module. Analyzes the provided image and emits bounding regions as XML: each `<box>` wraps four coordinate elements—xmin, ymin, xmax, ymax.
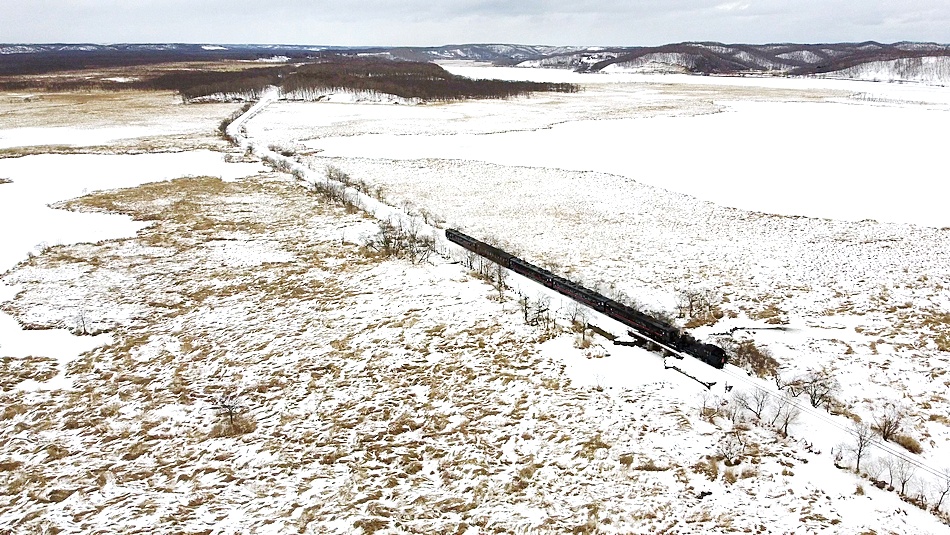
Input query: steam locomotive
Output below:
<box><xmin>445</xmin><ymin>228</ymin><xmax>727</xmax><ymax>369</ymax></box>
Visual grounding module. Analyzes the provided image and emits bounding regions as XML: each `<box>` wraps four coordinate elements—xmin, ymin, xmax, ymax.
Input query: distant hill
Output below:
<box><xmin>2</xmin><ymin>41</ymin><xmax>949</xmax><ymax>83</ymax></box>
<box><xmin>529</xmin><ymin>42</ymin><xmax>950</xmax><ymax>81</ymax></box>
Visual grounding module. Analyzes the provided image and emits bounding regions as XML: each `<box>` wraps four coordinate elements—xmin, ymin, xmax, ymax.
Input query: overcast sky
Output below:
<box><xmin>4</xmin><ymin>0</ymin><xmax>949</xmax><ymax>46</ymax></box>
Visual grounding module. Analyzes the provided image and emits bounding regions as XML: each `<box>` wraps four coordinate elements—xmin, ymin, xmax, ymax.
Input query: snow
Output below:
<box><xmin>821</xmin><ymin>56</ymin><xmax>950</xmax><ymax>84</ymax></box>
<box><xmin>0</xmin><ymin>126</ymin><xmax>167</xmax><ymax>149</ymax></box>
<box><xmin>288</xmin><ymin>95</ymin><xmax>950</xmax><ymax>229</ymax></box>
<box><xmin>601</xmin><ymin>53</ymin><xmax>697</xmax><ymax>73</ymax></box>
<box><xmin>777</xmin><ymin>50</ymin><xmax>824</xmax><ymax>64</ymax></box>
<box><xmin>0</xmin><ymin>151</ymin><xmax>263</xmax><ymax>274</ymax></box>
<box><xmin>732</xmin><ymin>50</ymin><xmax>781</xmax><ymax>69</ymax></box>
<box><xmin>0</xmin><ymin>150</ymin><xmax>264</xmax><ymax>394</ymax></box>
<box><xmin>255</xmin><ymin>55</ymin><xmax>291</xmax><ymax>62</ymax></box>
<box><xmin>237</xmin><ymin>65</ymin><xmax>950</xmax><ymax>529</ymax></box>
<box><xmin>3</xmin><ymin>65</ymin><xmax>950</xmax><ymax>533</ymax></box>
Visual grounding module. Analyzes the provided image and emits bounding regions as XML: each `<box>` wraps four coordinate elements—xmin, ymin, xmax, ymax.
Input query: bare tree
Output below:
<box><xmin>676</xmin><ymin>288</ymin><xmax>720</xmax><ymax>320</ymax></box>
<box><xmin>873</xmin><ymin>403</ymin><xmax>906</xmax><ymax>442</ymax></box>
<box><xmin>722</xmin><ymin>395</ymin><xmax>744</xmax><ymax>424</ymax></box>
<box><xmin>775</xmin><ymin>403</ymin><xmax>800</xmax><ymax>436</ymax></box>
<box><xmin>492</xmin><ymin>262</ymin><xmax>507</xmax><ymax>301</ymax></box>
<box><xmin>769</xmin><ymin>395</ymin><xmax>790</xmax><ymax>428</ymax></box>
<box><xmin>462</xmin><ymin>250</ymin><xmax>478</xmax><ymax>270</ymax></box>
<box><xmin>676</xmin><ymin>287</ymin><xmax>718</xmax><ymax>321</ymax></box>
<box><xmin>676</xmin><ymin>288</ymin><xmax>701</xmax><ymax>319</ymax></box>
<box><xmin>566</xmin><ymin>302</ymin><xmax>592</xmax><ymax>346</ymax></box>
<box><xmin>717</xmin><ymin>431</ymin><xmax>744</xmax><ymax>465</ymax></box>
<box><xmin>865</xmin><ymin>456</ymin><xmax>885</xmax><ymax>480</ymax></box>
<box><xmin>882</xmin><ymin>456</ymin><xmax>896</xmax><ymax>489</ymax></box>
<box><xmin>772</xmin><ymin>372</ymin><xmax>792</xmax><ymax>392</ymax></box>
<box><xmin>566</xmin><ymin>301</ymin><xmax>588</xmax><ymax>328</ymax></box>
<box><xmin>893</xmin><ymin>457</ymin><xmax>916</xmax><ymax>495</ymax></box>
<box><xmin>789</xmin><ymin>368</ymin><xmax>839</xmax><ymax>409</ymax></box>
<box><xmin>74</xmin><ymin>309</ymin><xmax>90</xmax><ymax>336</ymax></box>
<box><xmin>533</xmin><ymin>293</ymin><xmax>552</xmax><ymax>329</ymax></box>
<box><xmin>517</xmin><ymin>294</ymin><xmax>532</xmax><ymax>324</ymax></box>
<box><xmin>849</xmin><ymin>422</ymin><xmax>876</xmax><ymax>473</ymax></box>
<box><xmin>934</xmin><ymin>467</ymin><xmax>950</xmax><ymax>513</ymax></box>
<box><xmin>735</xmin><ymin>389</ymin><xmax>771</xmax><ymax>420</ymax></box>
<box><xmin>696</xmin><ymin>390</ymin><xmax>718</xmax><ymax>420</ymax></box>
<box><xmin>364</xmin><ymin>219</ymin><xmax>434</xmax><ymax>264</ymax></box>
<box><xmin>213</xmin><ymin>393</ymin><xmax>244</xmax><ymax>431</ymax></box>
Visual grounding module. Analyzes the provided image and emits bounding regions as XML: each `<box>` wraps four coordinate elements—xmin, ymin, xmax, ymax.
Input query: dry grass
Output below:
<box><xmin>2</xmin><ymin>91</ymin><xmax>929</xmax><ymax>530</ymax></box>
<box><xmin>893</xmin><ymin>434</ymin><xmax>924</xmax><ymax>454</ymax></box>
<box><xmin>693</xmin><ymin>457</ymin><xmax>720</xmax><ymax>481</ymax></box>
<box><xmin>723</xmin><ymin>469</ymin><xmax>738</xmax><ymax>485</ymax></box>
<box><xmin>0</xmin><ymin>356</ymin><xmax>59</xmax><ymax>390</ymax></box>
<box><xmin>0</xmin><ymin>89</ymin><xmax>236</xmax><ymax>131</ymax></box>
<box><xmin>727</xmin><ymin>339</ymin><xmax>780</xmax><ymax>378</ymax></box>
<box><xmin>6</xmin><ymin>172</ymin><xmax>665</xmax><ymax>532</ymax></box>
<box><xmin>207</xmin><ymin>414</ymin><xmax>257</xmax><ymax>438</ymax></box>
<box><xmin>634</xmin><ymin>459</ymin><xmax>670</xmax><ymax>472</ymax></box>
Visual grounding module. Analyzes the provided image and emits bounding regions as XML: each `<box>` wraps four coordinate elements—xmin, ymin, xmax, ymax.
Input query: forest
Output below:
<box><xmin>0</xmin><ymin>54</ymin><xmax>577</xmax><ymax>101</ymax></box>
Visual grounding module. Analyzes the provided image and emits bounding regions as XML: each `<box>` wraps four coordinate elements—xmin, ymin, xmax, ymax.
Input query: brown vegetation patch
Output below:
<box><xmin>0</xmin><ymin>356</ymin><xmax>59</xmax><ymax>390</ymax></box>
<box><xmin>724</xmin><ymin>339</ymin><xmax>780</xmax><ymax>378</ymax></box>
<box><xmin>207</xmin><ymin>414</ymin><xmax>257</xmax><ymax>438</ymax></box>
<box><xmin>893</xmin><ymin>434</ymin><xmax>924</xmax><ymax>454</ymax></box>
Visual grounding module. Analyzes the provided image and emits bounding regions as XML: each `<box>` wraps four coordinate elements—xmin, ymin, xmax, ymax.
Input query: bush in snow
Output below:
<box><xmin>362</xmin><ymin>218</ymin><xmax>435</xmax><ymax>264</ymax></box>
<box><xmin>718</xmin><ymin>338</ymin><xmax>780</xmax><ymax>379</ymax></box>
<box><xmin>873</xmin><ymin>402</ymin><xmax>907</xmax><ymax>442</ymax></box>
<box><xmin>894</xmin><ymin>434</ymin><xmax>924</xmax><ymax>454</ymax></box>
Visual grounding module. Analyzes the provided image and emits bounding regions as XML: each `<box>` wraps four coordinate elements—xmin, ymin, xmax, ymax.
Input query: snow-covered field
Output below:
<box><xmin>0</xmin><ymin>91</ymin><xmax>237</xmax><ymax>154</ymax></box>
<box><xmin>2</xmin><ymin>69</ymin><xmax>950</xmax><ymax>533</ymax></box>
<box><xmin>244</xmin><ymin>66</ymin><xmax>950</xmax><ymax>527</ymax></box>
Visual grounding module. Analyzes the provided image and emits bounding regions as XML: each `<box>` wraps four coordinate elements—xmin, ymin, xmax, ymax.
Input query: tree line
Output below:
<box><xmin>0</xmin><ymin>57</ymin><xmax>578</xmax><ymax>101</ymax></box>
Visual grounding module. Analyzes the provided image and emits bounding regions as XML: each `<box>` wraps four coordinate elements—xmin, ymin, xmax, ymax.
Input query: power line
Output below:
<box><xmin>716</xmin><ymin>364</ymin><xmax>948</xmax><ymax>482</ymax></box>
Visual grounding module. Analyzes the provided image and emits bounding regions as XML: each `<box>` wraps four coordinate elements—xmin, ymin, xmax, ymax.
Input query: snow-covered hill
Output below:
<box><xmin>5</xmin><ymin>41</ymin><xmax>950</xmax><ymax>84</ymax></box>
<box><xmin>820</xmin><ymin>56</ymin><xmax>950</xmax><ymax>84</ymax></box>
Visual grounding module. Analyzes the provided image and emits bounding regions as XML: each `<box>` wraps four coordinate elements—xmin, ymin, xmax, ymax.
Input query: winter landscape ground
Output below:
<box><xmin>1</xmin><ymin>59</ymin><xmax>950</xmax><ymax>534</ymax></box>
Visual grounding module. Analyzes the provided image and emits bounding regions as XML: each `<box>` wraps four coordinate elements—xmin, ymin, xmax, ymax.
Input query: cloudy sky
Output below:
<box><xmin>4</xmin><ymin>0</ymin><xmax>949</xmax><ymax>46</ymax></box>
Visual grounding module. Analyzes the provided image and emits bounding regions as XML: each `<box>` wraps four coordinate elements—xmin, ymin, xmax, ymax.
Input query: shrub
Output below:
<box><xmin>893</xmin><ymin>434</ymin><xmax>923</xmax><ymax>454</ymax></box>
<box><xmin>723</xmin><ymin>469</ymin><xmax>738</xmax><ymax>484</ymax></box>
<box><xmin>693</xmin><ymin>457</ymin><xmax>719</xmax><ymax>481</ymax></box>
<box><xmin>574</xmin><ymin>334</ymin><xmax>592</xmax><ymax>349</ymax></box>
<box><xmin>208</xmin><ymin>414</ymin><xmax>257</xmax><ymax>438</ymax></box>
<box><xmin>577</xmin><ymin>434</ymin><xmax>610</xmax><ymax>460</ymax></box>
<box><xmin>362</xmin><ymin>219</ymin><xmax>435</xmax><ymax>264</ymax></box>
<box><xmin>722</xmin><ymin>339</ymin><xmax>780</xmax><ymax>378</ymax></box>
<box><xmin>634</xmin><ymin>459</ymin><xmax>669</xmax><ymax>471</ymax></box>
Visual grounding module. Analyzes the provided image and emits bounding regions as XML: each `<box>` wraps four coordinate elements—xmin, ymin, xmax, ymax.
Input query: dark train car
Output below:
<box><xmin>445</xmin><ymin>228</ymin><xmax>727</xmax><ymax>369</ymax></box>
<box><xmin>602</xmin><ymin>299</ymin><xmax>678</xmax><ymax>343</ymax></box>
<box><xmin>446</xmin><ymin>228</ymin><xmax>514</xmax><ymax>267</ymax></box>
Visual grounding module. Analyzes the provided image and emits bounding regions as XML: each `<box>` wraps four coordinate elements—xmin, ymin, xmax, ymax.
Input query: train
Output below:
<box><xmin>445</xmin><ymin>228</ymin><xmax>727</xmax><ymax>369</ymax></box>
